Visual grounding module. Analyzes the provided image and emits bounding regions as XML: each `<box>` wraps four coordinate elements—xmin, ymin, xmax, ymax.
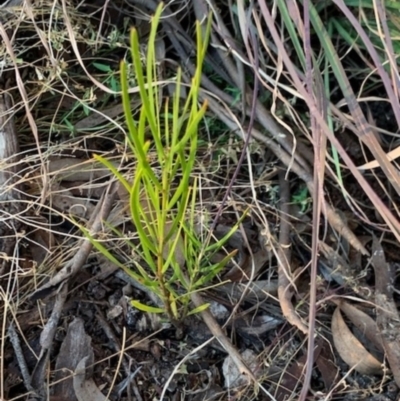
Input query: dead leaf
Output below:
<box><xmin>53</xmin><ymin>318</ymin><xmax>93</xmax><ymax>401</ymax></box>
<box><xmin>372</xmin><ymin>237</ymin><xmax>400</xmax><ymax>387</ymax></box>
<box><xmin>48</xmin><ymin>158</ymin><xmax>112</xmax><ymax>181</ymax></box>
<box><xmin>51</xmin><ymin>186</ymin><xmax>95</xmax><ymax>218</ymax></box>
<box><xmin>73</xmin><ymin>357</ymin><xmax>110</xmax><ymax>401</ymax></box>
<box><xmin>222</xmin><ymin>349</ymin><xmax>262</xmax><ymax>388</ymax></box>
<box><xmin>315</xmin><ymin>339</ymin><xmax>341</xmax><ymax>392</ymax></box>
<box><xmin>331</xmin><ymin>307</ymin><xmax>383</xmax><ymax>375</ymax></box>
<box><xmin>337</xmin><ymin>300</ymin><xmax>384</xmax><ymax>356</ymax></box>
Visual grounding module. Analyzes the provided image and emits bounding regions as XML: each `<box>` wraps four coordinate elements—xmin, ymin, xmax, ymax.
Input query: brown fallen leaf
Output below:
<box><xmin>48</xmin><ymin>158</ymin><xmax>112</xmax><ymax>182</ymax></box>
<box><xmin>53</xmin><ymin>318</ymin><xmax>93</xmax><ymax>401</ymax></box>
<box><xmin>315</xmin><ymin>338</ymin><xmax>341</xmax><ymax>392</ymax></box>
<box><xmin>337</xmin><ymin>300</ymin><xmax>384</xmax><ymax>358</ymax></box>
<box><xmin>51</xmin><ymin>186</ymin><xmax>95</xmax><ymax>218</ymax></box>
<box><xmin>371</xmin><ymin>237</ymin><xmax>400</xmax><ymax>387</ymax></box>
<box><xmin>74</xmin><ymin>357</ymin><xmax>110</xmax><ymax>401</ymax></box>
<box><xmin>331</xmin><ymin>307</ymin><xmax>383</xmax><ymax>375</ymax></box>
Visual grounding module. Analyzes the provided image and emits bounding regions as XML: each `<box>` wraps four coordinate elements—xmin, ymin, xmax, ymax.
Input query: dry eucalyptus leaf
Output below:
<box><xmin>222</xmin><ymin>349</ymin><xmax>262</xmax><ymax>388</ymax></box>
<box><xmin>48</xmin><ymin>158</ymin><xmax>112</xmax><ymax>182</ymax></box>
<box><xmin>53</xmin><ymin>318</ymin><xmax>93</xmax><ymax>401</ymax></box>
<box><xmin>332</xmin><ymin>307</ymin><xmax>383</xmax><ymax>375</ymax></box>
<box><xmin>51</xmin><ymin>188</ymin><xmax>95</xmax><ymax>218</ymax></box>
<box><xmin>337</xmin><ymin>300</ymin><xmax>384</xmax><ymax>355</ymax></box>
<box><xmin>73</xmin><ymin>357</ymin><xmax>110</xmax><ymax>401</ymax></box>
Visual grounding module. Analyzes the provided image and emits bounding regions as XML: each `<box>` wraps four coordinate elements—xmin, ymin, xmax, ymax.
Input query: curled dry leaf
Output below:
<box><xmin>337</xmin><ymin>300</ymin><xmax>384</xmax><ymax>357</ymax></box>
<box><xmin>331</xmin><ymin>307</ymin><xmax>383</xmax><ymax>376</ymax></box>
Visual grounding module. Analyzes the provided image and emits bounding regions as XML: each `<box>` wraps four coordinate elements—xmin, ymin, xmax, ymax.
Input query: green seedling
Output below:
<box><xmin>92</xmin><ymin>62</ymin><xmax>121</xmax><ymax>93</ymax></box>
<box><xmin>292</xmin><ymin>185</ymin><xmax>311</xmax><ymax>214</ymax></box>
<box><xmin>82</xmin><ymin>3</ymin><xmax>241</xmax><ymax>324</ymax></box>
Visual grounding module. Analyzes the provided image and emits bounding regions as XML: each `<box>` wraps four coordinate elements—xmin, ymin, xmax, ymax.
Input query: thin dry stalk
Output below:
<box><xmin>277</xmin><ymin>169</ymin><xmax>308</xmax><ymax>334</ymax></box>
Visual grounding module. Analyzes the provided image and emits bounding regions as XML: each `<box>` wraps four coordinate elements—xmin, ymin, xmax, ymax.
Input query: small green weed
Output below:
<box><xmin>82</xmin><ymin>4</ymin><xmax>241</xmax><ymax>324</ymax></box>
<box><xmin>92</xmin><ymin>62</ymin><xmax>121</xmax><ymax>93</ymax></box>
<box><xmin>292</xmin><ymin>185</ymin><xmax>311</xmax><ymax>214</ymax></box>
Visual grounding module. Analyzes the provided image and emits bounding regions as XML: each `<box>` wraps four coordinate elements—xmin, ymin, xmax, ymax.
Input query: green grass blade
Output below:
<box><xmin>131</xmin><ymin>301</ymin><xmax>165</xmax><ymax>314</ymax></box>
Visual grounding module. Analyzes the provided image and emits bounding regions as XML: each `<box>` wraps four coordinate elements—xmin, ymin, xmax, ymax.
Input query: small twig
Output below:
<box><xmin>31</xmin><ymin>282</ymin><xmax>68</xmax><ymax>396</ymax></box>
<box><xmin>190</xmin><ymin>291</ymin><xmax>256</xmax><ymax>380</ymax></box>
<box><xmin>7</xmin><ymin>323</ymin><xmax>35</xmax><ymax>394</ymax></box>
<box><xmin>278</xmin><ymin>169</ymin><xmax>308</xmax><ymax>334</ymax></box>
<box><xmin>95</xmin><ymin>307</ymin><xmax>143</xmax><ymax>401</ymax></box>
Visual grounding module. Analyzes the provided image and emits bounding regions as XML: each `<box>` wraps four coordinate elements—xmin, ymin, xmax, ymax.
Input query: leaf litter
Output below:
<box><xmin>1</xmin><ymin>1</ymin><xmax>400</xmax><ymax>401</ymax></box>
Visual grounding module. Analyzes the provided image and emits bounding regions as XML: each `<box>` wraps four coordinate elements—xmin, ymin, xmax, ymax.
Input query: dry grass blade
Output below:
<box><xmin>205</xmin><ymin>95</ymin><xmax>368</xmax><ymax>255</ymax></box>
<box><xmin>0</xmin><ymin>20</ymin><xmax>48</xmax><ymax>204</ymax></box>
<box><xmin>358</xmin><ymin>146</ymin><xmax>400</xmax><ymax>170</ymax></box>
<box><xmin>0</xmin><ymin>93</ymin><xmax>20</xmax><ymax>196</ymax></box>
<box><xmin>257</xmin><ymin>1</ymin><xmax>400</xmax><ymax>246</ymax></box>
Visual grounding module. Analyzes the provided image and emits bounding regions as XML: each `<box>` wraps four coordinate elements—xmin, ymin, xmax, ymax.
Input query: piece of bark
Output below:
<box><xmin>0</xmin><ymin>93</ymin><xmax>23</xmax><ymax>274</ymax></box>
